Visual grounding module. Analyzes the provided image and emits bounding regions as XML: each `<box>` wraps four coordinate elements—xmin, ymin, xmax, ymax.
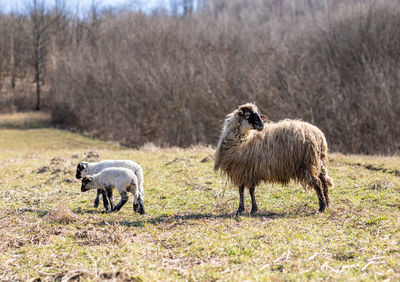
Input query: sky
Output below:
<box><xmin>0</xmin><ymin>0</ymin><xmax>167</xmax><ymax>13</ymax></box>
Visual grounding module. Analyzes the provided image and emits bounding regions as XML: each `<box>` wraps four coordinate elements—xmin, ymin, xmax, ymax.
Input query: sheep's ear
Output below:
<box><xmin>260</xmin><ymin>114</ymin><xmax>268</xmax><ymax>121</ymax></box>
<box><xmin>238</xmin><ymin>108</ymin><xmax>250</xmax><ymax>119</ymax></box>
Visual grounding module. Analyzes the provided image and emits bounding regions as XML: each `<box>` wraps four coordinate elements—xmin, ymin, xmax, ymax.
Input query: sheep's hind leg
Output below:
<box><xmin>101</xmin><ymin>190</ymin><xmax>111</xmax><ymax>212</ymax></box>
<box><xmin>312</xmin><ymin>178</ymin><xmax>326</xmax><ymax>212</ymax></box>
<box><xmin>319</xmin><ymin>174</ymin><xmax>330</xmax><ymax>208</ymax></box>
<box><xmin>235</xmin><ymin>185</ymin><xmax>245</xmax><ymax>218</ymax></box>
<box><xmin>94</xmin><ymin>189</ymin><xmax>102</xmax><ymax>208</ymax></box>
<box><xmin>249</xmin><ymin>186</ymin><xmax>258</xmax><ymax>215</ymax></box>
<box><xmin>113</xmin><ymin>191</ymin><xmax>128</xmax><ymax>212</ymax></box>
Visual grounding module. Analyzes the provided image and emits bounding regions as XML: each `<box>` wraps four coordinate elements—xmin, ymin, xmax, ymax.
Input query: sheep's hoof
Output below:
<box><xmin>318</xmin><ymin>205</ymin><xmax>326</xmax><ymax>213</ymax></box>
<box><xmin>235</xmin><ymin>208</ymin><xmax>244</xmax><ymax>219</ymax></box>
<box><xmin>94</xmin><ymin>199</ymin><xmax>100</xmax><ymax>208</ymax></box>
<box><xmin>102</xmin><ymin>208</ymin><xmax>112</xmax><ymax>213</ymax></box>
<box><xmin>133</xmin><ymin>202</ymin><xmax>139</xmax><ymax>212</ymax></box>
<box><xmin>250</xmin><ymin>208</ymin><xmax>258</xmax><ymax>216</ymax></box>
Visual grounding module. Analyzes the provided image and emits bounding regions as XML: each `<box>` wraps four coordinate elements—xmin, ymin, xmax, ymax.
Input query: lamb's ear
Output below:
<box><xmin>260</xmin><ymin>114</ymin><xmax>268</xmax><ymax>121</ymax></box>
<box><xmin>82</xmin><ymin>176</ymin><xmax>92</xmax><ymax>183</ymax></box>
<box><xmin>79</xmin><ymin>162</ymin><xmax>88</xmax><ymax>170</ymax></box>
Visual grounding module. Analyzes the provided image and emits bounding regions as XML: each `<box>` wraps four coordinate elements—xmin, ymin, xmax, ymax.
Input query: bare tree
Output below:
<box><xmin>29</xmin><ymin>0</ymin><xmax>60</xmax><ymax>110</ymax></box>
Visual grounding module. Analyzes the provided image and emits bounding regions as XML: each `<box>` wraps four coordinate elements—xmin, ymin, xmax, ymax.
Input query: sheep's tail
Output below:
<box><xmin>320</xmin><ymin>161</ymin><xmax>334</xmax><ymax>188</ymax></box>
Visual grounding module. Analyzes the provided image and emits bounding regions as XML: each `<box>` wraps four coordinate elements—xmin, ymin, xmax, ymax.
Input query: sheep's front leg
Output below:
<box><xmin>249</xmin><ymin>186</ymin><xmax>258</xmax><ymax>215</ymax></box>
<box><xmin>101</xmin><ymin>190</ymin><xmax>111</xmax><ymax>212</ymax></box>
<box><xmin>94</xmin><ymin>189</ymin><xmax>102</xmax><ymax>208</ymax></box>
<box><xmin>113</xmin><ymin>191</ymin><xmax>128</xmax><ymax>212</ymax></box>
<box><xmin>235</xmin><ymin>185</ymin><xmax>245</xmax><ymax>218</ymax></box>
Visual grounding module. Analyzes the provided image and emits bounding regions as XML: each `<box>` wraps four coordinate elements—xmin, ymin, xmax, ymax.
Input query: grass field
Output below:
<box><xmin>0</xmin><ymin>113</ymin><xmax>400</xmax><ymax>281</ymax></box>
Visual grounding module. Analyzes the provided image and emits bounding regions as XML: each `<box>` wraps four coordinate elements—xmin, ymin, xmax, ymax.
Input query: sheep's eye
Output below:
<box><xmin>244</xmin><ymin>111</ymin><xmax>251</xmax><ymax>119</ymax></box>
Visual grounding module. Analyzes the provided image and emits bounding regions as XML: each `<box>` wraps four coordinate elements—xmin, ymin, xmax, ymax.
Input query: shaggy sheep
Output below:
<box><xmin>81</xmin><ymin>167</ymin><xmax>145</xmax><ymax>214</ymax></box>
<box><xmin>214</xmin><ymin>103</ymin><xmax>334</xmax><ymax>216</ymax></box>
<box><xmin>76</xmin><ymin>160</ymin><xmax>144</xmax><ymax>213</ymax></box>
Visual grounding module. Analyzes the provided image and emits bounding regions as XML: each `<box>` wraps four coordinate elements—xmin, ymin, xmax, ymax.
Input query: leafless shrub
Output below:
<box><xmin>2</xmin><ymin>0</ymin><xmax>400</xmax><ymax>154</ymax></box>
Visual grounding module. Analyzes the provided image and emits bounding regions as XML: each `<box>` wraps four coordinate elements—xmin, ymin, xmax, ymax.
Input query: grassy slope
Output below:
<box><xmin>0</xmin><ymin>113</ymin><xmax>399</xmax><ymax>281</ymax></box>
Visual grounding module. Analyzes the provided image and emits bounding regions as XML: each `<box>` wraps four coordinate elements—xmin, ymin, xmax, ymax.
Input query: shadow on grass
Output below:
<box><xmin>0</xmin><ymin>120</ymin><xmax>53</xmax><ymax>130</ymax></box>
<box><xmin>96</xmin><ymin>209</ymin><xmax>317</xmax><ymax>228</ymax></box>
<box><xmin>0</xmin><ymin>112</ymin><xmax>52</xmax><ymax>130</ymax></box>
<box><xmin>17</xmin><ymin>208</ymin><xmax>49</xmax><ymax>217</ymax></box>
<box><xmin>72</xmin><ymin>207</ymin><xmax>106</xmax><ymax>214</ymax></box>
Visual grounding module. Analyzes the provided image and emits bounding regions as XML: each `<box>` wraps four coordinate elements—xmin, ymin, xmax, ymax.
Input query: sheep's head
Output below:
<box><xmin>236</xmin><ymin>103</ymin><xmax>266</xmax><ymax>132</ymax></box>
<box><xmin>76</xmin><ymin>162</ymin><xmax>88</xmax><ymax>179</ymax></box>
<box><xmin>81</xmin><ymin>176</ymin><xmax>92</xmax><ymax>192</ymax></box>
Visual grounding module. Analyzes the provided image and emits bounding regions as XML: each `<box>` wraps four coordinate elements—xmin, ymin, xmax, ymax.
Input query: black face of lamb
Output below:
<box><xmin>81</xmin><ymin>183</ymin><xmax>88</xmax><ymax>192</ymax></box>
<box><xmin>244</xmin><ymin>110</ymin><xmax>264</xmax><ymax>131</ymax></box>
<box><xmin>81</xmin><ymin>177</ymin><xmax>91</xmax><ymax>192</ymax></box>
<box><xmin>76</xmin><ymin>164</ymin><xmax>82</xmax><ymax>179</ymax></box>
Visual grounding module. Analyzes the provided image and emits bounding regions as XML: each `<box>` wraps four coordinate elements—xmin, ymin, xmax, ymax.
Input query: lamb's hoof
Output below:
<box><xmin>133</xmin><ymin>202</ymin><xmax>139</xmax><ymax>212</ymax></box>
<box><xmin>138</xmin><ymin>204</ymin><xmax>145</xmax><ymax>215</ymax></box>
<box><xmin>94</xmin><ymin>199</ymin><xmax>100</xmax><ymax>208</ymax></box>
<box><xmin>102</xmin><ymin>208</ymin><xmax>112</xmax><ymax>213</ymax></box>
<box><xmin>318</xmin><ymin>205</ymin><xmax>326</xmax><ymax>213</ymax></box>
<box><xmin>250</xmin><ymin>208</ymin><xmax>258</xmax><ymax>216</ymax></box>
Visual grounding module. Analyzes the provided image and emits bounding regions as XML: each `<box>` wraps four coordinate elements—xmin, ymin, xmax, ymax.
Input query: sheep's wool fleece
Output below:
<box><xmin>215</xmin><ymin>116</ymin><xmax>329</xmax><ymax>188</ymax></box>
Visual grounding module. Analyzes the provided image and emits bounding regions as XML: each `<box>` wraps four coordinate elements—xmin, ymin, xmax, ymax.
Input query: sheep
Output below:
<box><xmin>214</xmin><ymin>103</ymin><xmax>334</xmax><ymax>217</ymax></box>
<box><xmin>81</xmin><ymin>167</ymin><xmax>145</xmax><ymax>214</ymax></box>
<box><xmin>76</xmin><ymin>160</ymin><xmax>144</xmax><ymax>213</ymax></box>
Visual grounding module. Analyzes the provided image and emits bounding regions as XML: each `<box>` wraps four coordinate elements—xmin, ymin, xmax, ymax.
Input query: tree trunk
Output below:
<box><xmin>34</xmin><ymin>32</ymin><xmax>41</xmax><ymax>111</ymax></box>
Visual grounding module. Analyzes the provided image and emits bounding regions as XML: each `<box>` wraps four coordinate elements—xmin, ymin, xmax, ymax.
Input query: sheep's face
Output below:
<box><xmin>76</xmin><ymin>162</ymin><xmax>88</xmax><ymax>179</ymax></box>
<box><xmin>81</xmin><ymin>176</ymin><xmax>92</xmax><ymax>192</ymax></box>
<box><xmin>237</xmin><ymin>104</ymin><xmax>265</xmax><ymax>132</ymax></box>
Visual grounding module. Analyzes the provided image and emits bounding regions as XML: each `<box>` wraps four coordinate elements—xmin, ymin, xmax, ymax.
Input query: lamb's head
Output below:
<box><xmin>236</xmin><ymin>103</ymin><xmax>266</xmax><ymax>133</ymax></box>
<box><xmin>81</xmin><ymin>176</ymin><xmax>93</xmax><ymax>192</ymax></box>
<box><xmin>76</xmin><ymin>162</ymin><xmax>88</xmax><ymax>179</ymax></box>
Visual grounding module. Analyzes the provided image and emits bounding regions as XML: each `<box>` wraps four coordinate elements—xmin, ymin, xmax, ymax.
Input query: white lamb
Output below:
<box><xmin>81</xmin><ymin>167</ymin><xmax>145</xmax><ymax>214</ymax></box>
<box><xmin>76</xmin><ymin>160</ymin><xmax>144</xmax><ymax>213</ymax></box>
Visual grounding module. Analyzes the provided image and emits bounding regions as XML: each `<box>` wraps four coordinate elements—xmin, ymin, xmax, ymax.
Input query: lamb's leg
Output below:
<box><xmin>249</xmin><ymin>186</ymin><xmax>258</xmax><ymax>215</ymax></box>
<box><xmin>106</xmin><ymin>187</ymin><xmax>114</xmax><ymax>210</ymax></box>
<box><xmin>101</xmin><ymin>190</ymin><xmax>111</xmax><ymax>212</ymax></box>
<box><xmin>235</xmin><ymin>185</ymin><xmax>245</xmax><ymax>218</ymax></box>
<box><xmin>137</xmin><ymin>196</ymin><xmax>145</xmax><ymax>215</ymax></box>
<box><xmin>94</xmin><ymin>189</ymin><xmax>102</xmax><ymax>208</ymax></box>
<box><xmin>113</xmin><ymin>191</ymin><xmax>128</xmax><ymax>212</ymax></box>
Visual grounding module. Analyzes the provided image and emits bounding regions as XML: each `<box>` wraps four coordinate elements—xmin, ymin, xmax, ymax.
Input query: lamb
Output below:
<box><xmin>214</xmin><ymin>103</ymin><xmax>334</xmax><ymax>216</ymax></box>
<box><xmin>81</xmin><ymin>167</ymin><xmax>145</xmax><ymax>214</ymax></box>
<box><xmin>76</xmin><ymin>160</ymin><xmax>144</xmax><ymax>213</ymax></box>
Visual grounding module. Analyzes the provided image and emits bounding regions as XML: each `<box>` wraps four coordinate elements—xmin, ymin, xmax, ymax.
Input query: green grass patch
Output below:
<box><xmin>0</xmin><ymin>113</ymin><xmax>399</xmax><ymax>280</ymax></box>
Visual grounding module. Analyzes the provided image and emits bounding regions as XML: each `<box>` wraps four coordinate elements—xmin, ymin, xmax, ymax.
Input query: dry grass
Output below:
<box><xmin>0</xmin><ymin>113</ymin><xmax>399</xmax><ymax>280</ymax></box>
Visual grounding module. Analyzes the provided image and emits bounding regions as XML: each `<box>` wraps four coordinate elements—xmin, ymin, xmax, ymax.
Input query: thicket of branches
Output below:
<box><xmin>1</xmin><ymin>0</ymin><xmax>400</xmax><ymax>154</ymax></box>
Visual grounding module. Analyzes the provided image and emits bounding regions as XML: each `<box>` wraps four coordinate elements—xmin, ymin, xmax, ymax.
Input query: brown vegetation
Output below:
<box><xmin>1</xmin><ymin>0</ymin><xmax>400</xmax><ymax>154</ymax></box>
